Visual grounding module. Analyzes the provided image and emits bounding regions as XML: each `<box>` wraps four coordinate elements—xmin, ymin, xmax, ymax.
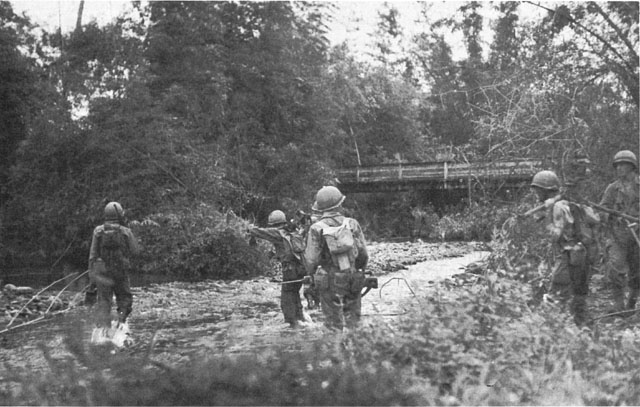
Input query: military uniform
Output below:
<box><xmin>304</xmin><ymin>210</ymin><xmax>368</xmax><ymax>329</ymax></box>
<box><xmin>544</xmin><ymin>197</ymin><xmax>598</xmax><ymax>325</ymax></box>
<box><xmin>249</xmin><ymin>226</ymin><xmax>306</xmax><ymax>326</ymax></box>
<box><xmin>89</xmin><ymin>219</ymin><xmax>140</xmax><ymax>328</ymax></box>
<box><xmin>599</xmin><ymin>173</ymin><xmax>640</xmax><ymax>310</ymax></box>
<box><xmin>531</xmin><ymin>171</ymin><xmax>597</xmax><ymax>326</ymax></box>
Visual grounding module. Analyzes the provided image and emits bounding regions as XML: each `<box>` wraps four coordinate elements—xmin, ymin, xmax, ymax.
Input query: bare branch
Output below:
<box><xmin>589</xmin><ymin>2</ymin><xmax>639</xmax><ymax>63</ymax></box>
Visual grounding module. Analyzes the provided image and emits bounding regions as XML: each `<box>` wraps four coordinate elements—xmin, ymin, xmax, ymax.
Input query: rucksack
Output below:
<box><xmin>320</xmin><ymin>218</ymin><xmax>358</xmax><ymax>272</ymax></box>
<box><xmin>100</xmin><ymin>224</ymin><xmax>127</xmax><ymax>253</ymax></box>
<box><xmin>568</xmin><ymin>203</ymin><xmax>599</xmax><ymax>263</ymax></box>
<box><xmin>279</xmin><ymin>230</ymin><xmax>306</xmax><ymax>262</ymax></box>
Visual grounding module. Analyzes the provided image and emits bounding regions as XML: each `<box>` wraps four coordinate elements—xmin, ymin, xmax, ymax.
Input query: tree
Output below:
<box><xmin>0</xmin><ymin>2</ymin><xmax>39</xmax><ymax>202</ymax></box>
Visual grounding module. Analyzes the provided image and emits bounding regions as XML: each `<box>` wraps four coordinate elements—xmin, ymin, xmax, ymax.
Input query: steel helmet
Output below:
<box><xmin>613</xmin><ymin>150</ymin><xmax>638</xmax><ymax>169</ymax></box>
<box><xmin>531</xmin><ymin>171</ymin><xmax>560</xmax><ymax>191</ymax></box>
<box><xmin>267</xmin><ymin>210</ymin><xmax>287</xmax><ymax>226</ymax></box>
<box><xmin>312</xmin><ymin>186</ymin><xmax>345</xmax><ymax>211</ymax></box>
<box><xmin>104</xmin><ymin>202</ymin><xmax>124</xmax><ymax>221</ymax></box>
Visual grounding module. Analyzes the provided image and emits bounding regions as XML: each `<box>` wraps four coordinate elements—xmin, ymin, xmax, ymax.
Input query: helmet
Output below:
<box><xmin>267</xmin><ymin>210</ymin><xmax>286</xmax><ymax>226</ymax></box>
<box><xmin>104</xmin><ymin>202</ymin><xmax>124</xmax><ymax>221</ymax></box>
<box><xmin>312</xmin><ymin>186</ymin><xmax>345</xmax><ymax>211</ymax></box>
<box><xmin>613</xmin><ymin>150</ymin><xmax>637</xmax><ymax>169</ymax></box>
<box><xmin>531</xmin><ymin>171</ymin><xmax>560</xmax><ymax>190</ymax></box>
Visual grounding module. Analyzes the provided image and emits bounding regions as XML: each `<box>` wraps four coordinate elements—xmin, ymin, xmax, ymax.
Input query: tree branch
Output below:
<box><xmin>589</xmin><ymin>2</ymin><xmax>639</xmax><ymax>62</ymax></box>
<box><xmin>524</xmin><ymin>1</ymin><xmax>636</xmax><ymax>74</ymax></box>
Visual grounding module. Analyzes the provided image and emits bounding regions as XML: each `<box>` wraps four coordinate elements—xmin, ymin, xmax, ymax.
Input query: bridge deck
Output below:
<box><xmin>336</xmin><ymin>160</ymin><xmax>544</xmax><ymax>193</ymax></box>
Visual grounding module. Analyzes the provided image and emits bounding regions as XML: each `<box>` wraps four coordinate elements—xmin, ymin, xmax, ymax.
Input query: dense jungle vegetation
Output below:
<box><xmin>0</xmin><ymin>1</ymin><xmax>638</xmax><ymax>279</ymax></box>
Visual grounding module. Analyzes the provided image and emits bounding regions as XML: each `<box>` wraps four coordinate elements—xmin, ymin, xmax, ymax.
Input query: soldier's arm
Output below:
<box><xmin>303</xmin><ymin>225</ymin><xmax>323</xmax><ymax>275</ymax></box>
<box><xmin>248</xmin><ymin>227</ymin><xmax>282</xmax><ymax>244</ymax></box>
<box><xmin>598</xmin><ymin>183</ymin><xmax>617</xmax><ymax>222</ymax></box>
<box><xmin>599</xmin><ymin>183</ymin><xmax>615</xmax><ymax>208</ymax></box>
<box><xmin>88</xmin><ymin>227</ymin><xmax>100</xmax><ymax>264</ymax></box>
<box><xmin>125</xmin><ymin>228</ymin><xmax>141</xmax><ymax>255</ymax></box>
<box><xmin>351</xmin><ymin>219</ymin><xmax>369</xmax><ymax>270</ymax></box>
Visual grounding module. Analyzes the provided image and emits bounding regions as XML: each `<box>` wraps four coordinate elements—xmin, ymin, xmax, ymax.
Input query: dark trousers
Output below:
<box><xmin>550</xmin><ymin>249</ymin><xmax>590</xmax><ymax>326</ymax></box>
<box><xmin>95</xmin><ymin>267</ymin><xmax>132</xmax><ymax>327</ymax></box>
<box><xmin>281</xmin><ymin>262</ymin><xmax>304</xmax><ymax>324</ymax></box>
<box><xmin>317</xmin><ymin>271</ymin><xmax>364</xmax><ymax>330</ymax></box>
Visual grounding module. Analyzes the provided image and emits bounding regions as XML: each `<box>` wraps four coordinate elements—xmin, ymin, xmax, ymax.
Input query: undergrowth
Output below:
<box><xmin>3</xmin><ymin>267</ymin><xmax>640</xmax><ymax>405</ymax></box>
<box><xmin>3</xmin><ymin>195</ymin><xmax>638</xmax><ymax>405</ymax></box>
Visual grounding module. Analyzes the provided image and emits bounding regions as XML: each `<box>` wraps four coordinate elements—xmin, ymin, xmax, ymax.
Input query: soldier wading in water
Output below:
<box><xmin>88</xmin><ymin>202</ymin><xmax>140</xmax><ymax>343</ymax></box>
<box><xmin>249</xmin><ymin>210</ymin><xmax>308</xmax><ymax>328</ymax></box>
<box><xmin>304</xmin><ymin>186</ymin><xmax>369</xmax><ymax>330</ymax></box>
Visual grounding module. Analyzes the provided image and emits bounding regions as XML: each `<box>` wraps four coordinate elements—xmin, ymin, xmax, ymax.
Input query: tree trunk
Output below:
<box><xmin>75</xmin><ymin>0</ymin><xmax>85</xmax><ymax>34</ymax></box>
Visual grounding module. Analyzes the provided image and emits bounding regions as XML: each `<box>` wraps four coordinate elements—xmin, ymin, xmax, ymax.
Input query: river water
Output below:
<box><xmin>0</xmin><ymin>244</ymin><xmax>488</xmax><ymax>372</ymax></box>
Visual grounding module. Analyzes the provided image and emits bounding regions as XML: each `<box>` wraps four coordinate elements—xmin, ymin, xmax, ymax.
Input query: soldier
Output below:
<box><xmin>304</xmin><ymin>186</ymin><xmax>368</xmax><ymax>330</ymax></box>
<box><xmin>530</xmin><ymin>171</ymin><xmax>598</xmax><ymax>326</ymax></box>
<box><xmin>599</xmin><ymin>150</ymin><xmax>640</xmax><ymax>313</ymax></box>
<box><xmin>89</xmin><ymin>202</ymin><xmax>140</xmax><ymax>334</ymax></box>
<box><xmin>249</xmin><ymin>210</ymin><xmax>307</xmax><ymax>328</ymax></box>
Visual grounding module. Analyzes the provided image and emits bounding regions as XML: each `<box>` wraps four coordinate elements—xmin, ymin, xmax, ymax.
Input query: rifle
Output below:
<box><xmin>579</xmin><ymin>199</ymin><xmax>640</xmax><ymax>248</ymax></box>
<box><xmin>580</xmin><ymin>200</ymin><xmax>639</xmax><ymax>223</ymax></box>
<box><xmin>523</xmin><ymin>195</ymin><xmax>562</xmax><ymax>217</ymax></box>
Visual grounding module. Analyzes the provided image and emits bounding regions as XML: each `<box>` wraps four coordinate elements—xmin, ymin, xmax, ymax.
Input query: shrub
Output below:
<box><xmin>129</xmin><ymin>204</ymin><xmax>270</xmax><ymax>280</ymax></box>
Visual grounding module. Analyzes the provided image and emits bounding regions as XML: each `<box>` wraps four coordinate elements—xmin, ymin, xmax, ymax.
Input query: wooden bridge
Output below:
<box><xmin>335</xmin><ymin>159</ymin><xmax>544</xmax><ymax>193</ymax></box>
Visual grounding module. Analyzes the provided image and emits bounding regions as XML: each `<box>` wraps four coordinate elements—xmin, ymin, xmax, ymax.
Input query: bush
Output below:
<box><xmin>129</xmin><ymin>204</ymin><xmax>269</xmax><ymax>280</ymax></box>
<box><xmin>434</xmin><ymin>200</ymin><xmax>517</xmax><ymax>242</ymax></box>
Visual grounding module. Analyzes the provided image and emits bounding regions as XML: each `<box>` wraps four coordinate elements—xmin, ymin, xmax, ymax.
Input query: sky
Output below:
<box><xmin>9</xmin><ymin>1</ymin><xmax>471</xmax><ymax>57</ymax></box>
<box><xmin>8</xmin><ymin>1</ymin><xmax>544</xmax><ymax>61</ymax></box>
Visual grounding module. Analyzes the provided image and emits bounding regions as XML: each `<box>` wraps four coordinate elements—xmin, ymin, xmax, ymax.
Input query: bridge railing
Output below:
<box><xmin>336</xmin><ymin>159</ymin><xmax>544</xmax><ymax>185</ymax></box>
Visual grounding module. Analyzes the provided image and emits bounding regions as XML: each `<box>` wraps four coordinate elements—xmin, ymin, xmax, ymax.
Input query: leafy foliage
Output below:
<box><xmin>129</xmin><ymin>205</ymin><xmax>268</xmax><ymax>280</ymax></box>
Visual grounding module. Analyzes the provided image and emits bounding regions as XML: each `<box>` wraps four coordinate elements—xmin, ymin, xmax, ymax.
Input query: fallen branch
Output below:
<box><xmin>6</xmin><ymin>273</ymin><xmax>76</xmax><ymax>328</ymax></box>
<box><xmin>44</xmin><ymin>269</ymin><xmax>91</xmax><ymax>315</ymax></box>
<box><xmin>0</xmin><ymin>307</ymin><xmax>75</xmax><ymax>335</ymax></box>
<box><xmin>6</xmin><ymin>269</ymin><xmax>90</xmax><ymax>329</ymax></box>
<box><xmin>590</xmin><ymin>309</ymin><xmax>636</xmax><ymax>322</ymax></box>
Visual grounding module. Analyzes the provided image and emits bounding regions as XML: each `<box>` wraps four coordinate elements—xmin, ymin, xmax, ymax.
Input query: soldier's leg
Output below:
<box><xmin>281</xmin><ymin>264</ymin><xmax>301</xmax><ymax>325</ymax></box>
<box><xmin>84</xmin><ymin>282</ymin><xmax>98</xmax><ymax>306</ymax></box>
<box><xmin>568</xmin><ymin>255</ymin><xmax>589</xmax><ymax>327</ymax></box>
<box><xmin>549</xmin><ymin>253</ymin><xmax>572</xmax><ymax>302</ymax></box>
<box><xmin>292</xmin><ymin>281</ymin><xmax>304</xmax><ymax>321</ymax></box>
<box><xmin>319</xmin><ymin>288</ymin><xmax>344</xmax><ymax>329</ymax></box>
<box><xmin>95</xmin><ymin>284</ymin><xmax>113</xmax><ymax>327</ymax></box>
<box><xmin>113</xmin><ymin>274</ymin><xmax>133</xmax><ymax>324</ymax></box>
<box><xmin>343</xmin><ymin>272</ymin><xmax>365</xmax><ymax>327</ymax></box>
<box><xmin>607</xmin><ymin>238</ymin><xmax>629</xmax><ymax>312</ymax></box>
<box><xmin>343</xmin><ymin>293</ymin><xmax>362</xmax><ymax>327</ymax></box>
<box><xmin>627</xmin><ymin>235</ymin><xmax>640</xmax><ymax>310</ymax></box>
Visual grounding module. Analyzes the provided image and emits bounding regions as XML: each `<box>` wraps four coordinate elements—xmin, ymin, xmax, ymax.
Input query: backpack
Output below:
<box><xmin>568</xmin><ymin>203</ymin><xmax>599</xmax><ymax>263</ymax></box>
<box><xmin>100</xmin><ymin>224</ymin><xmax>127</xmax><ymax>253</ymax></box>
<box><xmin>279</xmin><ymin>230</ymin><xmax>306</xmax><ymax>262</ymax></box>
<box><xmin>320</xmin><ymin>218</ymin><xmax>358</xmax><ymax>272</ymax></box>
